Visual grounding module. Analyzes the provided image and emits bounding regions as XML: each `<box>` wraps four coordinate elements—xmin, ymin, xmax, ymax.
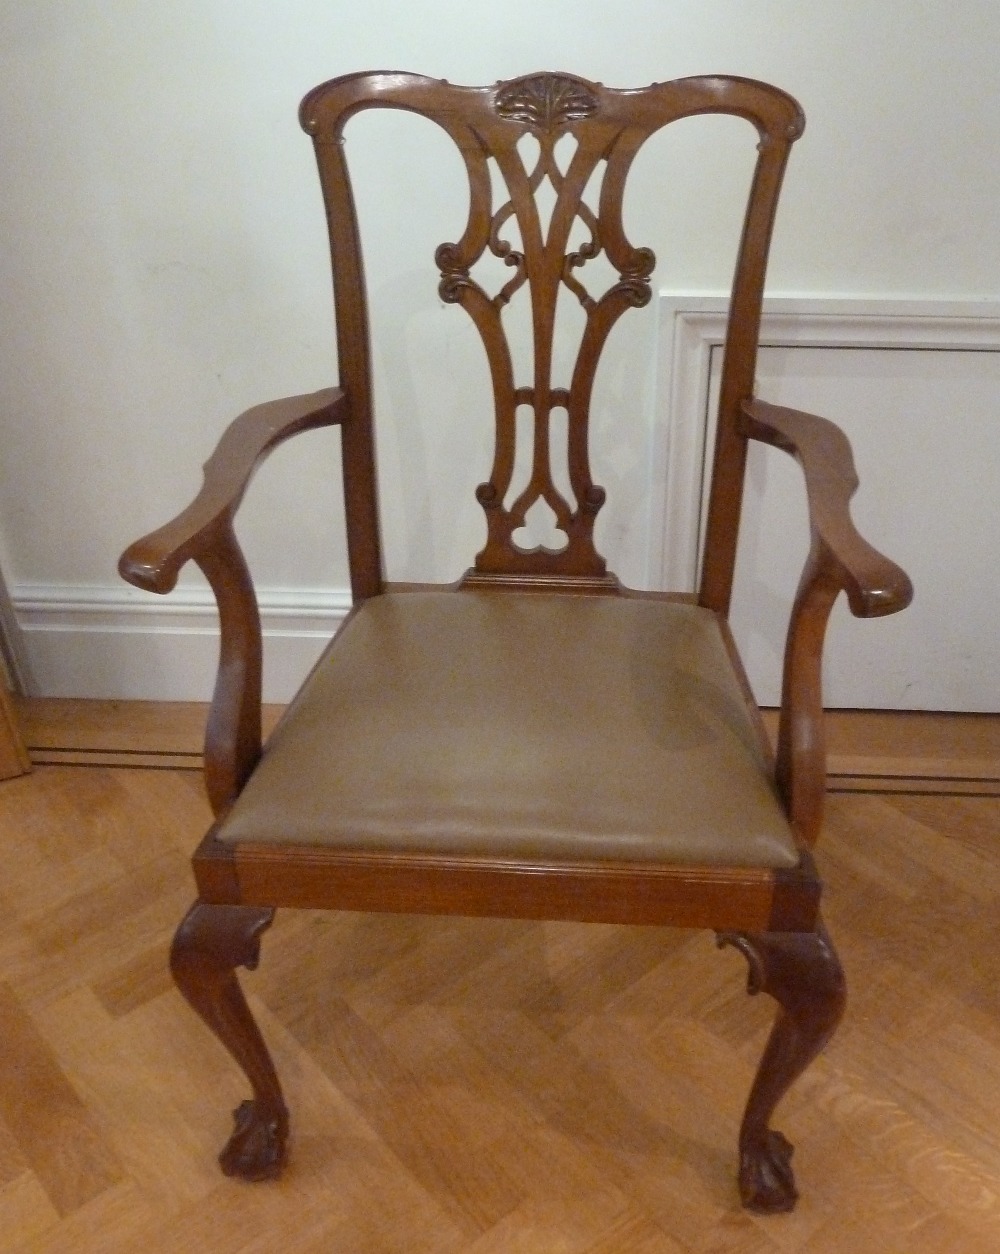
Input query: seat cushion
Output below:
<box><xmin>218</xmin><ymin>590</ymin><xmax>798</xmax><ymax>869</ymax></box>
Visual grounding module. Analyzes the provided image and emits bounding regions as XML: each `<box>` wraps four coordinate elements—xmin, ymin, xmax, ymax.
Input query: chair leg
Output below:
<box><xmin>170</xmin><ymin>901</ymin><xmax>289</xmax><ymax>1181</ymax></box>
<box><xmin>717</xmin><ymin>918</ymin><xmax>845</xmax><ymax>1213</ymax></box>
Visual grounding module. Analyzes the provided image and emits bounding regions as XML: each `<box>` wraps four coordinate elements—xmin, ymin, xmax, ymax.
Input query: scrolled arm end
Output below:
<box><xmin>742</xmin><ymin>398</ymin><xmax>913</xmax><ymax>619</ymax></box>
<box><xmin>840</xmin><ymin>549</ymin><xmax>913</xmax><ymax>619</ymax></box>
<box><xmin>117</xmin><ymin>387</ymin><xmax>346</xmax><ymax>597</ymax></box>
<box><xmin>118</xmin><ymin>526</ymin><xmax>193</xmax><ymax>595</ymax></box>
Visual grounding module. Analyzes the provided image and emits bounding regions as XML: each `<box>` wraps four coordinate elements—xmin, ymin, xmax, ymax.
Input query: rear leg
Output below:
<box><xmin>171</xmin><ymin>901</ymin><xmax>289</xmax><ymax>1180</ymax></box>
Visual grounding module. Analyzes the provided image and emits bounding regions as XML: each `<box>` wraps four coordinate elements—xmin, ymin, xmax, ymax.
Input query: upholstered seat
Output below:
<box><xmin>220</xmin><ymin>591</ymin><xmax>798</xmax><ymax>868</ymax></box>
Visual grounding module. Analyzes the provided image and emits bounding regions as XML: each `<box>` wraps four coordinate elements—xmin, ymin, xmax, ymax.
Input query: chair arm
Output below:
<box><xmin>117</xmin><ymin>387</ymin><xmax>346</xmax><ymax>818</ymax></box>
<box><xmin>740</xmin><ymin>397</ymin><xmax>913</xmax><ymax>847</ymax></box>
<box><xmin>741</xmin><ymin>398</ymin><xmax>913</xmax><ymax>618</ymax></box>
<box><xmin>118</xmin><ymin>388</ymin><xmax>347</xmax><ymax>594</ymax></box>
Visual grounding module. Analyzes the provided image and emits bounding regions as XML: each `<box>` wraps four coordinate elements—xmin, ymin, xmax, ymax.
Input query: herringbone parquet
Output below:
<box><xmin>0</xmin><ymin>702</ymin><xmax>997</xmax><ymax>1252</ymax></box>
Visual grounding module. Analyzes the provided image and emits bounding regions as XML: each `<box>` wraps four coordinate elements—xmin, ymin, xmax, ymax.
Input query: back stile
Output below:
<box><xmin>313</xmin><ymin>137</ymin><xmax>383</xmax><ymax>601</ymax></box>
<box><xmin>698</xmin><ymin>88</ymin><xmax>804</xmax><ymax>615</ymax></box>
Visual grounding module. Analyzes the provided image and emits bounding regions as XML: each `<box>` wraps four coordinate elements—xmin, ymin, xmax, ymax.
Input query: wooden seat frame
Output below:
<box><xmin>120</xmin><ymin>71</ymin><xmax>912</xmax><ymax>1212</ymax></box>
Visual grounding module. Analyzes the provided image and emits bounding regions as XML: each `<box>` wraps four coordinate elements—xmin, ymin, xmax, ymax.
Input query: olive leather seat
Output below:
<box><xmin>219</xmin><ymin>591</ymin><xmax>798</xmax><ymax>870</ymax></box>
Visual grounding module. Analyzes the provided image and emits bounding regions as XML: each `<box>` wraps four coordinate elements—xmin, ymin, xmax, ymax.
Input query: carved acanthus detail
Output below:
<box><xmin>495</xmin><ymin>73</ymin><xmax>599</xmax><ymax>131</ymax></box>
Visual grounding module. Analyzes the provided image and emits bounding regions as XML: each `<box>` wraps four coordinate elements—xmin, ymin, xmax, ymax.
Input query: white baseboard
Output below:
<box><xmin>12</xmin><ymin>583</ymin><xmax>352</xmax><ymax>702</ymax></box>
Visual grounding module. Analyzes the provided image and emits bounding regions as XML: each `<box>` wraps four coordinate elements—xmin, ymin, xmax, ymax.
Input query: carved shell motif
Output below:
<box><xmin>495</xmin><ymin>73</ymin><xmax>599</xmax><ymax>131</ymax></box>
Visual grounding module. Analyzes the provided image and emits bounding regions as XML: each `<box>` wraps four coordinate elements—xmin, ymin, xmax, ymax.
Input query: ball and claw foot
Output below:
<box><xmin>719</xmin><ymin>920</ymin><xmax>845</xmax><ymax>1214</ymax></box>
<box><xmin>218</xmin><ymin>1099</ymin><xmax>289</xmax><ymax>1182</ymax></box>
<box><xmin>170</xmin><ymin>902</ymin><xmax>290</xmax><ymax>1184</ymax></box>
<box><xmin>739</xmin><ymin>1129</ymin><xmax>798</xmax><ymax>1213</ymax></box>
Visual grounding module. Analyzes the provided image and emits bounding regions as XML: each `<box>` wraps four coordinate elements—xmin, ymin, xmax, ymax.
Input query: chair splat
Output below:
<box><xmin>436</xmin><ymin>72</ymin><xmax>656</xmax><ymax>578</ymax></box>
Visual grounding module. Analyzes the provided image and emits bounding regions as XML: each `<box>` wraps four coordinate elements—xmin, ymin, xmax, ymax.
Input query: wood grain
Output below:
<box><xmin>0</xmin><ymin>682</ymin><xmax>30</xmax><ymax>781</ymax></box>
<box><xmin>0</xmin><ymin>699</ymin><xmax>997</xmax><ymax>1250</ymax></box>
<box><xmin>0</xmin><ymin>983</ymin><xmax>123</xmax><ymax>1217</ymax></box>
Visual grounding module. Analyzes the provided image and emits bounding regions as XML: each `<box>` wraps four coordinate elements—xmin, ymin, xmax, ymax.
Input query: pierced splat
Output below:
<box><xmin>436</xmin><ymin>72</ymin><xmax>654</xmax><ymax>579</ymax></box>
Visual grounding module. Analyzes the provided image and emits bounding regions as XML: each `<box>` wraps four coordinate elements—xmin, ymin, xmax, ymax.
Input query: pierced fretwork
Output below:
<box><xmin>436</xmin><ymin>72</ymin><xmax>654</xmax><ymax>578</ymax></box>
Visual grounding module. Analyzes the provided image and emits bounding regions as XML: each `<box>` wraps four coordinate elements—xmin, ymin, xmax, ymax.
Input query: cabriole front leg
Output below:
<box><xmin>717</xmin><ymin>919</ymin><xmax>845</xmax><ymax>1213</ymax></box>
<box><xmin>170</xmin><ymin>901</ymin><xmax>289</xmax><ymax>1181</ymax></box>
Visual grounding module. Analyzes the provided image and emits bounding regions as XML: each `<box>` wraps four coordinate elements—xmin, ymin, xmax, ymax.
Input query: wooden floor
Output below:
<box><xmin>0</xmin><ymin>701</ymin><xmax>998</xmax><ymax>1252</ymax></box>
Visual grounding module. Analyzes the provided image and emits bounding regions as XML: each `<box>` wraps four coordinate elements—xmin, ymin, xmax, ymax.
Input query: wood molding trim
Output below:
<box><xmin>0</xmin><ymin>684</ymin><xmax>30</xmax><ymax>780</ymax></box>
<box><xmin>10</xmin><ymin>699</ymin><xmax>999</xmax><ymax>797</ymax></box>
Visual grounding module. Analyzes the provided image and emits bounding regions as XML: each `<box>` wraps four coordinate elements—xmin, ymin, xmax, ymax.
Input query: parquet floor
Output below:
<box><xmin>0</xmin><ymin>701</ymin><xmax>997</xmax><ymax>1252</ymax></box>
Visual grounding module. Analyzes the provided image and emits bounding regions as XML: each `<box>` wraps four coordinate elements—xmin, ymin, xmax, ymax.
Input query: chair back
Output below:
<box><xmin>300</xmin><ymin>71</ymin><xmax>804</xmax><ymax>608</ymax></box>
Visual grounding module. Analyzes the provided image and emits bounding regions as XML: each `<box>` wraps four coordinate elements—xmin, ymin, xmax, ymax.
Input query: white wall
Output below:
<box><xmin>2</xmin><ymin>4</ymin><xmax>999</xmax><ymax>699</ymax></box>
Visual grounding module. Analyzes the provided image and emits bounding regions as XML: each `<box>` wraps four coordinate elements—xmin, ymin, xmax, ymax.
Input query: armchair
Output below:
<box><xmin>119</xmin><ymin>71</ymin><xmax>911</xmax><ymax>1212</ymax></box>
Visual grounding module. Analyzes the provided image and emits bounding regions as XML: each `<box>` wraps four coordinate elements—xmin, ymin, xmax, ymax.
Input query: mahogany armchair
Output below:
<box><xmin>119</xmin><ymin>71</ymin><xmax>912</xmax><ymax>1213</ymax></box>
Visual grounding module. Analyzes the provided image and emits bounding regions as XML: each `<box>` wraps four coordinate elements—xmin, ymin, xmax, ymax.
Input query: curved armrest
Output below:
<box><xmin>118</xmin><ymin>388</ymin><xmax>347</xmax><ymax>594</ymax></box>
<box><xmin>117</xmin><ymin>386</ymin><xmax>346</xmax><ymax>818</ymax></box>
<box><xmin>741</xmin><ymin>398</ymin><xmax>913</xmax><ymax>618</ymax></box>
<box><xmin>741</xmin><ymin>397</ymin><xmax>913</xmax><ymax>847</ymax></box>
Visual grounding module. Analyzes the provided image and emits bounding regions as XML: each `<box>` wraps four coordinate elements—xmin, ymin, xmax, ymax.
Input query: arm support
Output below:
<box><xmin>118</xmin><ymin>388</ymin><xmax>347</xmax><ymax>816</ymax></box>
<box><xmin>741</xmin><ymin>398</ymin><xmax>913</xmax><ymax>844</ymax></box>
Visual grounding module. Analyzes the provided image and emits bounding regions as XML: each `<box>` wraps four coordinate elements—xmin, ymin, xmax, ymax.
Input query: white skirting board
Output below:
<box><xmin>12</xmin><ymin>584</ymin><xmax>351</xmax><ymax>702</ymax></box>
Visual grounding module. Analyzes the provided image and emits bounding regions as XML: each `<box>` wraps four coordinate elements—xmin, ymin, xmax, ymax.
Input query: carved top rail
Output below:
<box><xmin>301</xmin><ymin>71</ymin><xmax>804</xmax><ymax>588</ymax></box>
